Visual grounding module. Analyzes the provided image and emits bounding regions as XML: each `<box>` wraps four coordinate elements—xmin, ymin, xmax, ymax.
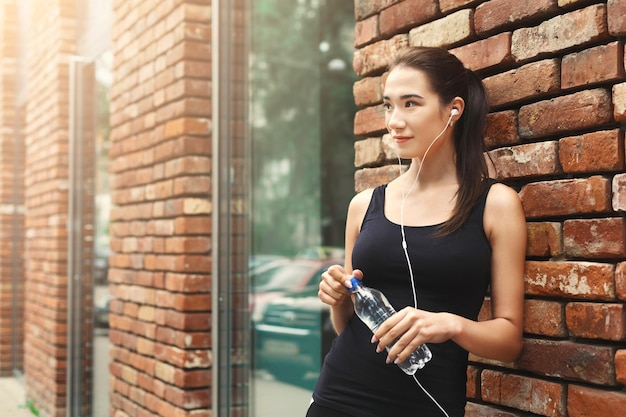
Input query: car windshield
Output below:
<box><xmin>252</xmin><ymin>263</ymin><xmax>313</xmax><ymax>292</ymax></box>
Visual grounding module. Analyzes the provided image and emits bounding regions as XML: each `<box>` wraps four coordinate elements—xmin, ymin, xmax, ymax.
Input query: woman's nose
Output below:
<box><xmin>386</xmin><ymin>110</ymin><xmax>405</xmax><ymax>131</ymax></box>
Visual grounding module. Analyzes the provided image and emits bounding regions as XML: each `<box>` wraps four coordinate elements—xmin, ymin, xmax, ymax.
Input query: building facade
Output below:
<box><xmin>0</xmin><ymin>1</ymin><xmax>624</xmax><ymax>416</ymax></box>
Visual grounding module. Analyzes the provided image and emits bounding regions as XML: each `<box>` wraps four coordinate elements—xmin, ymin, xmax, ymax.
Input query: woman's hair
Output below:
<box><xmin>389</xmin><ymin>46</ymin><xmax>490</xmax><ymax>235</ymax></box>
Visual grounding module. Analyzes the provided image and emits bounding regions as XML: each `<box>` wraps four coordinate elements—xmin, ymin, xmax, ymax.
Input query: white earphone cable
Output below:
<box><xmin>395</xmin><ymin>112</ymin><xmax>455</xmax><ymax>417</ymax></box>
<box><xmin>399</xmin><ymin>111</ymin><xmax>454</xmax><ymax>308</ymax></box>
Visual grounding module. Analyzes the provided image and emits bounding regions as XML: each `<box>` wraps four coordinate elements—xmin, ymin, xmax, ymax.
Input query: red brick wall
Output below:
<box><xmin>0</xmin><ymin>0</ymin><xmax>24</xmax><ymax>378</ymax></box>
<box><xmin>352</xmin><ymin>0</ymin><xmax>626</xmax><ymax>415</ymax></box>
<box><xmin>108</xmin><ymin>0</ymin><xmax>213</xmax><ymax>415</ymax></box>
<box><xmin>21</xmin><ymin>0</ymin><xmax>77</xmax><ymax>415</ymax></box>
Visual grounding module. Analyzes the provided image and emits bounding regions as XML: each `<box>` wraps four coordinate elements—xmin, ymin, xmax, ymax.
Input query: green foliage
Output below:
<box><xmin>20</xmin><ymin>399</ymin><xmax>39</xmax><ymax>416</ymax></box>
<box><xmin>251</xmin><ymin>0</ymin><xmax>357</xmax><ymax>256</ymax></box>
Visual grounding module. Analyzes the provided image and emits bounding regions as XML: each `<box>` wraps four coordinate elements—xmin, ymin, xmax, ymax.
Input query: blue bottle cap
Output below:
<box><xmin>348</xmin><ymin>276</ymin><xmax>361</xmax><ymax>292</ymax></box>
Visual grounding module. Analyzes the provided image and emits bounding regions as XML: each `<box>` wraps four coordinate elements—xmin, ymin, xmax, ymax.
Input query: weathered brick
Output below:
<box><xmin>164</xmin><ymin>273</ymin><xmax>210</xmax><ymax>293</ymax></box>
<box><xmin>475</xmin><ymin>0</ymin><xmax>557</xmax><ymax>36</ymax></box>
<box><xmin>612</xmin><ymin>173</ymin><xmax>626</xmax><ymax>212</ymax></box>
<box><xmin>171</xmin><ymin>293</ymin><xmax>212</xmax><ymax>312</ymax></box>
<box><xmin>483</xmin><ymin>110</ymin><xmax>519</xmax><ymax>149</ymax></box>
<box><xmin>465</xmin><ymin>403</ymin><xmax>519</xmax><ymax>417</ymax></box>
<box><xmin>173</xmin><ymin>216</ymin><xmax>211</xmax><ymax>235</ymax></box>
<box><xmin>614</xmin><ymin>82</ymin><xmax>626</xmax><ymax>122</ymax></box>
<box><xmin>616</xmin><ymin>350</ymin><xmax>626</xmax><ymax>385</ymax></box>
<box><xmin>518</xmin><ymin>339</ymin><xmax>616</xmax><ymax>384</ymax></box>
<box><xmin>560</xmin><ymin>129</ymin><xmax>624</xmax><ymax>174</ymax></box>
<box><xmin>564</xmin><ymin>218</ymin><xmax>626</xmax><ymax>259</ymax></box>
<box><xmin>380</xmin><ymin>134</ymin><xmax>398</xmax><ymax>162</ymax></box>
<box><xmin>518</xmin><ymin>88</ymin><xmax>613</xmax><ymax>140</ymax></box>
<box><xmin>163</xmin><ymin>156</ymin><xmax>211</xmax><ymax>178</ymax></box>
<box><xmin>526</xmin><ymin>222</ymin><xmax>562</xmax><ymax>258</ymax></box>
<box><xmin>164</xmin><ymin>384</ymin><xmax>210</xmax><ymax>408</ymax></box>
<box><xmin>488</xmin><ymin>141</ymin><xmax>559</xmax><ymax>179</ymax></box>
<box><xmin>156</xmin><ymin>327</ymin><xmax>210</xmax><ymax>349</ymax></box>
<box><xmin>440</xmin><ymin>0</ymin><xmax>479</xmax><ymax>13</ymax></box>
<box><xmin>608</xmin><ymin>0</ymin><xmax>626</xmax><ymax>36</ymax></box>
<box><xmin>173</xmin><ymin>176</ymin><xmax>211</xmax><ymax>196</ymax></box>
<box><xmin>525</xmin><ymin>260</ymin><xmax>615</xmax><ymax>300</ymax></box>
<box><xmin>566</xmin><ymin>302</ymin><xmax>626</xmax><ymax>341</ymax></box>
<box><xmin>520</xmin><ymin>176</ymin><xmax>611</xmax><ymax>218</ymax></box>
<box><xmin>524</xmin><ymin>299</ymin><xmax>566</xmax><ymax>337</ymax></box>
<box><xmin>151</xmin><ymin>254</ymin><xmax>210</xmax><ymax>273</ymax></box>
<box><xmin>409</xmin><ymin>9</ymin><xmax>473</xmax><ymax>48</ymax></box>
<box><xmin>562</xmin><ymin>42</ymin><xmax>625</xmax><ymax>89</ymax></box>
<box><xmin>483</xmin><ymin>59</ymin><xmax>560</xmax><ymax>107</ymax></box>
<box><xmin>354</xmin><ymin>15</ymin><xmax>379</xmax><ymax>48</ymax></box>
<box><xmin>156</xmin><ymin>308</ymin><xmax>211</xmax><ymax>331</ymax></box>
<box><xmin>353</xmin><ymin>35</ymin><xmax>409</xmax><ymax>77</ymax></box>
<box><xmin>568</xmin><ymin>385</ymin><xmax>626</xmax><ymax>417</ymax></box>
<box><xmin>354</xmin><ymin>105</ymin><xmax>385</xmax><ymax>137</ymax></box>
<box><xmin>355</xmin><ymin>165</ymin><xmax>400</xmax><ymax>193</ymax></box>
<box><xmin>450</xmin><ymin>32</ymin><xmax>512</xmax><ymax>72</ymax></box>
<box><xmin>511</xmin><ymin>4</ymin><xmax>609</xmax><ymax>62</ymax></box>
<box><xmin>466</xmin><ymin>366</ymin><xmax>480</xmax><ymax>399</ymax></box>
<box><xmin>379</xmin><ymin>0</ymin><xmax>437</xmax><ymax>38</ymax></box>
<box><xmin>353</xmin><ymin>76</ymin><xmax>383</xmax><ymax>107</ymax></box>
<box><xmin>355</xmin><ymin>138</ymin><xmax>385</xmax><ymax>168</ymax></box>
<box><xmin>481</xmin><ymin>370</ymin><xmax>565</xmax><ymax>417</ymax></box>
<box><xmin>164</xmin><ymin>236</ymin><xmax>211</xmax><ymax>254</ymax></box>
<box><xmin>616</xmin><ymin>262</ymin><xmax>626</xmax><ymax>301</ymax></box>
<box><xmin>354</xmin><ymin>0</ymin><xmax>402</xmax><ymax>21</ymax></box>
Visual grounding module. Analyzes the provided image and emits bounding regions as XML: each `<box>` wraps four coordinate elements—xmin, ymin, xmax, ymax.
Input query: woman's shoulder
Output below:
<box><xmin>485</xmin><ymin>181</ymin><xmax>522</xmax><ymax>209</ymax></box>
<box><xmin>484</xmin><ymin>180</ymin><xmax>526</xmax><ymax>235</ymax></box>
<box><xmin>348</xmin><ymin>187</ymin><xmax>376</xmax><ymax>216</ymax></box>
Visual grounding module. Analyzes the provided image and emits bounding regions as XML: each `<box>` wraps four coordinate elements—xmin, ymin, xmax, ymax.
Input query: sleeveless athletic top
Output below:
<box><xmin>312</xmin><ymin>181</ymin><xmax>494</xmax><ymax>417</ymax></box>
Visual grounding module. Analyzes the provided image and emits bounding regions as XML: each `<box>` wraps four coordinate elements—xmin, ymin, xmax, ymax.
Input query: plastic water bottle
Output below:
<box><xmin>348</xmin><ymin>276</ymin><xmax>432</xmax><ymax>375</ymax></box>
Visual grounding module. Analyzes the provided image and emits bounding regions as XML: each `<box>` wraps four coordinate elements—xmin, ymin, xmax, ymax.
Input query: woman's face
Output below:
<box><xmin>383</xmin><ymin>66</ymin><xmax>451</xmax><ymax>159</ymax></box>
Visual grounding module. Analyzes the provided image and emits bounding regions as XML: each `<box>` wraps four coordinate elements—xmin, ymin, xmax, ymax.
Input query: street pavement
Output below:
<box><xmin>0</xmin><ymin>378</ymin><xmax>33</xmax><ymax>417</ymax></box>
<box><xmin>0</xmin><ymin>371</ymin><xmax>312</xmax><ymax>417</ymax></box>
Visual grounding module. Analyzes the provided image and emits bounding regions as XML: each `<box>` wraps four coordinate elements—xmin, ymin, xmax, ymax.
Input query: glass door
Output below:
<box><xmin>67</xmin><ymin>51</ymin><xmax>112</xmax><ymax>417</ymax></box>
<box><xmin>11</xmin><ymin>106</ymin><xmax>25</xmax><ymax>378</ymax></box>
<box><xmin>68</xmin><ymin>56</ymin><xmax>96</xmax><ymax>417</ymax></box>
<box><xmin>91</xmin><ymin>51</ymin><xmax>113</xmax><ymax>417</ymax></box>
<box><xmin>249</xmin><ymin>1</ymin><xmax>357</xmax><ymax>415</ymax></box>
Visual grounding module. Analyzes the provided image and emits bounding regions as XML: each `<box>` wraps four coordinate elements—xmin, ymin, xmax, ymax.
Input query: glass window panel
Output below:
<box><xmin>92</xmin><ymin>50</ymin><xmax>112</xmax><ymax>417</ymax></box>
<box><xmin>249</xmin><ymin>1</ymin><xmax>356</xmax><ymax>415</ymax></box>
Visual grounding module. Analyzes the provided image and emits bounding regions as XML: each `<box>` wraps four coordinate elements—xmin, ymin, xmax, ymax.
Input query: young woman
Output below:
<box><xmin>306</xmin><ymin>47</ymin><xmax>526</xmax><ymax>417</ymax></box>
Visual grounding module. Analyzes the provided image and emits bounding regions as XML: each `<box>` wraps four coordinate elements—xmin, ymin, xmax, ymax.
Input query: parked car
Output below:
<box><xmin>254</xmin><ymin>282</ymin><xmax>335</xmax><ymax>389</ymax></box>
<box><xmin>94</xmin><ymin>293</ymin><xmax>113</xmax><ymax>328</ymax></box>
<box><xmin>250</xmin><ymin>257</ymin><xmax>340</xmax><ymax>322</ymax></box>
<box><xmin>249</xmin><ymin>254</ymin><xmax>287</xmax><ymax>271</ymax></box>
<box><xmin>296</xmin><ymin>246</ymin><xmax>345</xmax><ymax>260</ymax></box>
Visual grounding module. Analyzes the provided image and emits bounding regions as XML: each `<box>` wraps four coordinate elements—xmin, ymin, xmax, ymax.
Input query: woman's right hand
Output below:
<box><xmin>318</xmin><ymin>265</ymin><xmax>362</xmax><ymax>306</ymax></box>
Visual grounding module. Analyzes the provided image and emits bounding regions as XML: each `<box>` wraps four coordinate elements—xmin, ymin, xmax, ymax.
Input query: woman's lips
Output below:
<box><xmin>393</xmin><ymin>136</ymin><xmax>412</xmax><ymax>144</ymax></box>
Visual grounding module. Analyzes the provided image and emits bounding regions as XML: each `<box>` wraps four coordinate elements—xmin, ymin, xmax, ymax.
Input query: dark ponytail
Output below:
<box><xmin>389</xmin><ymin>47</ymin><xmax>490</xmax><ymax>235</ymax></box>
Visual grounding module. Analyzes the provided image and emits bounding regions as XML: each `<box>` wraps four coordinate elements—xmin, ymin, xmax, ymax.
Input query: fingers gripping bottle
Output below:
<box><xmin>348</xmin><ymin>276</ymin><xmax>432</xmax><ymax>375</ymax></box>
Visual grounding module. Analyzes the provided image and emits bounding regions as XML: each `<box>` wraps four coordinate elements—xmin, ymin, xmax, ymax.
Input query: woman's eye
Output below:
<box><xmin>405</xmin><ymin>100</ymin><xmax>418</xmax><ymax>108</ymax></box>
<box><xmin>382</xmin><ymin>103</ymin><xmax>393</xmax><ymax>111</ymax></box>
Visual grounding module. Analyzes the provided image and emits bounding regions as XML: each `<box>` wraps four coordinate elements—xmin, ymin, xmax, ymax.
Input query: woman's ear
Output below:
<box><xmin>449</xmin><ymin>97</ymin><xmax>465</xmax><ymax>122</ymax></box>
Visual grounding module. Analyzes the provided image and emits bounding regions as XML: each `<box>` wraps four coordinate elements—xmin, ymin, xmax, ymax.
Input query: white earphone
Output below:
<box><xmin>451</xmin><ymin>108</ymin><xmax>459</xmax><ymax>116</ymax></box>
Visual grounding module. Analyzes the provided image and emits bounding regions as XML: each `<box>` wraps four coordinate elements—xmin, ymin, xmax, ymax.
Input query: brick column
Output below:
<box><xmin>108</xmin><ymin>1</ymin><xmax>213</xmax><ymax>415</ymax></box>
<box><xmin>0</xmin><ymin>0</ymin><xmax>24</xmax><ymax>378</ymax></box>
<box><xmin>22</xmin><ymin>0</ymin><xmax>77</xmax><ymax>415</ymax></box>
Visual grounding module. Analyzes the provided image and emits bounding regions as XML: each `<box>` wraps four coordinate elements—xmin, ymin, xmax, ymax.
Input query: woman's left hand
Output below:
<box><xmin>371</xmin><ymin>307</ymin><xmax>461</xmax><ymax>364</ymax></box>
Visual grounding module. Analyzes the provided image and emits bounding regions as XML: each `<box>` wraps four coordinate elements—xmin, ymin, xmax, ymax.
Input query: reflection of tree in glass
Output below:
<box><xmin>251</xmin><ymin>0</ymin><xmax>357</xmax><ymax>256</ymax></box>
<box><xmin>94</xmin><ymin>54</ymin><xmax>113</xmax><ymax>284</ymax></box>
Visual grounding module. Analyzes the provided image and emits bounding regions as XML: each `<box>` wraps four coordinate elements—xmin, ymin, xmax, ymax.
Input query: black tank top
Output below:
<box><xmin>312</xmin><ymin>181</ymin><xmax>494</xmax><ymax>417</ymax></box>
